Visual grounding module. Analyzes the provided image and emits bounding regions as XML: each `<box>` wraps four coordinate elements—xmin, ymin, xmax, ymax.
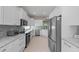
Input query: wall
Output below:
<box><xmin>28</xmin><ymin>18</ymin><xmax>48</xmax><ymax>37</ymax></box>
<box><xmin>62</xmin><ymin>7</ymin><xmax>79</xmax><ymax>38</ymax></box>
<box><xmin>0</xmin><ymin>25</ymin><xmax>21</xmax><ymax>38</ymax></box>
<box><xmin>62</xmin><ymin>7</ymin><xmax>79</xmax><ymax>25</ymax></box>
<box><xmin>33</xmin><ymin>19</ymin><xmax>48</xmax><ymax>37</ymax></box>
<box><xmin>49</xmin><ymin>6</ymin><xmax>79</xmax><ymax>39</ymax></box>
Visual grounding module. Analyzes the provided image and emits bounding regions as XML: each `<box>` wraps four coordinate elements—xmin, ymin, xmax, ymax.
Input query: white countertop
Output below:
<box><xmin>0</xmin><ymin>34</ymin><xmax>25</xmax><ymax>48</ymax></box>
<box><xmin>25</xmin><ymin>28</ymin><xmax>33</xmax><ymax>33</ymax></box>
<box><xmin>0</xmin><ymin>27</ymin><xmax>33</xmax><ymax>48</ymax></box>
<box><xmin>63</xmin><ymin>38</ymin><xmax>79</xmax><ymax>48</ymax></box>
<box><xmin>24</xmin><ymin>26</ymin><xmax>33</xmax><ymax>33</ymax></box>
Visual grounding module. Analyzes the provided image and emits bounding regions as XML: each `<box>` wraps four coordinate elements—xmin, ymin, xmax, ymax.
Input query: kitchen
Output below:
<box><xmin>49</xmin><ymin>6</ymin><xmax>79</xmax><ymax>52</ymax></box>
<box><xmin>0</xmin><ymin>6</ymin><xmax>79</xmax><ymax>52</ymax></box>
<box><xmin>0</xmin><ymin>6</ymin><xmax>53</xmax><ymax>52</ymax></box>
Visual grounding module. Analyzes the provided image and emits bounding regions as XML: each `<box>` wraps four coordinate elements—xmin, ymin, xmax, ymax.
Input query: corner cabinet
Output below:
<box><xmin>2</xmin><ymin>7</ymin><xmax>20</xmax><ymax>25</ymax></box>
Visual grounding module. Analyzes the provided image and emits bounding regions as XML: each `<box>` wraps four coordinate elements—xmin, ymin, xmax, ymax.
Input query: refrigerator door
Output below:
<box><xmin>50</xmin><ymin>16</ymin><xmax>57</xmax><ymax>41</ymax></box>
<box><xmin>48</xmin><ymin>38</ymin><xmax>56</xmax><ymax>52</ymax></box>
<box><xmin>56</xmin><ymin>15</ymin><xmax>61</xmax><ymax>52</ymax></box>
<box><xmin>48</xmin><ymin>15</ymin><xmax>61</xmax><ymax>52</ymax></box>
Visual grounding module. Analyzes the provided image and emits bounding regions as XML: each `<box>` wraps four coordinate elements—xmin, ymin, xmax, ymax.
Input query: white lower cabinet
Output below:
<box><xmin>0</xmin><ymin>40</ymin><xmax>18</xmax><ymax>52</ymax></box>
<box><xmin>0</xmin><ymin>34</ymin><xmax>25</xmax><ymax>52</ymax></box>
<box><xmin>62</xmin><ymin>40</ymin><xmax>79</xmax><ymax>52</ymax></box>
<box><xmin>18</xmin><ymin>36</ymin><xmax>25</xmax><ymax>52</ymax></box>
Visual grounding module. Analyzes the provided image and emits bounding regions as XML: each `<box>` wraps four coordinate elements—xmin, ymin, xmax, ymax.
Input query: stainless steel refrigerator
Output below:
<box><xmin>48</xmin><ymin>15</ymin><xmax>61</xmax><ymax>52</ymax></box>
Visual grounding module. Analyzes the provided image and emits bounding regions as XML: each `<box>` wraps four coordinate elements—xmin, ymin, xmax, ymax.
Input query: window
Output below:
<box><xmin>42</xmin><ymin>20</ymin><xmax>48</xmax><ymax>29</ymax></box>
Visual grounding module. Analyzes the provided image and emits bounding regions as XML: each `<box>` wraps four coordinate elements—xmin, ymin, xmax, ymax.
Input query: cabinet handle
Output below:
<box><xmin>1</xmin><ymin>49</ymin><xmax>7</xmax><ymax>52</ymax></box>
<box><xmin>64</xmin><ymin>42</ymin><xmax>71</xmax><ymax>48</ymax></box>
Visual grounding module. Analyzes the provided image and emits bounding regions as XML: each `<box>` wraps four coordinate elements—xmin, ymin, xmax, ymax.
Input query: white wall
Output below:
<box><xmin>28</xmin><ymin>18</ymin><xmax>48</xmax><ymax>37</ymax></box>
<box><xmin>28</xmin><ymin>18</ymin><xmax>34</xmax><ymax>26</ymax></box>
<box><xmin>34</xmin><ymin>20</ymin><xmax>43</xmax><ymax>26</ymax></box>
<box><xmin>49</xmin><ymin>6</ymin><xmax>79</xmax><ymax>39</ymax></box>
<box><xmin>62</xmin><ymin>7</ymin><xmax>79</xmax><ymax>38</ymax></box>
<box><xmin>40</xmin><ymin>29</ymin><xmax>48</xmax><ymax>37</ymax></box>
<box><xmin>62</xmin><ymin>7</ymin><xmax>79</xmax><ymax>25</ymax></box>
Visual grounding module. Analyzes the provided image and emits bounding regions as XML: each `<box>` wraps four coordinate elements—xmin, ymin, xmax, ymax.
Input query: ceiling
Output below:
<box><xmin>22</xmin><ymin>6</ymin><xmax>56</xmax><ymax>19</ymax></box>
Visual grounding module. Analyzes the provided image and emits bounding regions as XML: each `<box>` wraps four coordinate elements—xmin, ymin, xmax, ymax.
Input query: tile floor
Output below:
<box><xmin>24</xmin><ymin>36</ymin><xmax>50</xmax><ymax>52</ymax></box>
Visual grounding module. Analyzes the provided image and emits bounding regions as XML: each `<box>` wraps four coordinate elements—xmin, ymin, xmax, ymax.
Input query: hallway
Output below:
<box><xmin>24</xmin><ymin>36</ymin><xmax>50</xmax><ymax>52</ymax></box>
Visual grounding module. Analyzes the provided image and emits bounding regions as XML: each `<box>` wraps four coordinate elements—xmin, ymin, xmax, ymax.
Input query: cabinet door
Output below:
<box><xmin>0</xmin><ymin>7</ymin><xmax>3</xmax><ymax>24</ymax></box>
<box><xmin>18</xmin><ymin>36</ymin><xmax>25</xmax><ymax>52</ymax></box>
<box><xmin>3</xmin><ymin>6</ymin><xmax>20</xmax><ymax>25</ymax></box>
<box><xmin>0</xmin><ymin>40</ymin><xmax>17</xmax><ymax>52</ymax></box>
<box><xmin>15</xmin><ymin>7</ymin><xmax>20</xmax><ymax>25</ymax></box>
<box><xmin>48</xmin><ymin>39</ymin><xmax>56</xmax><ymax>52</ymax></box>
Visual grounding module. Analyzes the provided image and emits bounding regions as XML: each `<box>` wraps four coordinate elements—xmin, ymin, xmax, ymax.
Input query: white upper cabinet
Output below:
<box><xmin>0</xmin><ymin>6</ymin><xmax>30</xmax><ymax>25</ymax></box>
<box><xmin>3</xmin><ymin>6</ymin><xmax>20</xmax><ymax>25</ymax></box>
<box><xmin>0</xmin><ymin>7</ymin><xmax>3</xmax><ymax>24</ymax></box>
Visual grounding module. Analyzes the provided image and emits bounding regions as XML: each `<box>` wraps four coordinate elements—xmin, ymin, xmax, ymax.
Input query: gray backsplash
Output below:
<box><xmin>0</xmin><ymin>25</ymin><xmax>21</xmax><ymax>38</ymax></box>
<box><xmin>76</xmin><ymin>26</ymin><xmax>79</xmax><ymax>35</ymax></box>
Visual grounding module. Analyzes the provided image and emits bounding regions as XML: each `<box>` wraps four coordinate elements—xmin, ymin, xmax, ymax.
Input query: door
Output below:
<box><xmin>48</xmin><ymin>15</ymin><xmax>61</xmax><ymax>52</ymax></box>
<box><xmin>56</xmin><ymin>15</ymin><xmax>61</xmax><ymax>52</ymax></box>
<box><xmin>48</xmin><ymin>38</ymin><xmax>56</xmax><ymax>52</ymax></box>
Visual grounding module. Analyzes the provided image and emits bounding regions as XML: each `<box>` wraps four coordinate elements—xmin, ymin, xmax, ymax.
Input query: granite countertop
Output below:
<box><xmin>0</xmin><ymin>34</ymin><xmax>25</xmax><ymax>48</ymax></box>
<box><xmin>63</xmin><ymin>38</ymin><xmax>79</xmax><ymax>48</ymax></box>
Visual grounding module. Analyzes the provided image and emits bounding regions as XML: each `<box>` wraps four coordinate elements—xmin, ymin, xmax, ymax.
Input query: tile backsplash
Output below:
<box><xmin>62</xmin><ymin>25</ymin><xmax>78</xmax><ymax>38</ymax></box>
<box><xmin>69</xmin><ymin>26</ymin><xmax>77</xmax><ymax>38</ymax></box>
<box><xmin>0</xmin><ymin>25</ymin><xmax>21</xmax><ymax>38</ymax></box>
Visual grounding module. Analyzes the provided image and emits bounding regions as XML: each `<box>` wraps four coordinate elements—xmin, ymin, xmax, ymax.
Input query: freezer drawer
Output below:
<box><xmin>48</xmin><ymin>39</ymin><xmax>56</xmax><ymax>52</ymax></box>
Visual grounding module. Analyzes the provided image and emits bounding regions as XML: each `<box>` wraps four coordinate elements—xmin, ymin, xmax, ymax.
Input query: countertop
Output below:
<box><xmin>0</xmin><ymin>27</ymin><xmax>33</xmax><ymax>48</ymax></box>
<box><xmin>25</xmin><ymin>28</ymin><xmax>33</xmax><ymax>33</ymax></box>
<box><xmin>63</xmin><ymin>38</ymin><xmax>79</xmax><ymax>48</ymax></box>
<box><xmin>0</xmin><ymin>34</ymin><xmax>25</xmax><ymax>48</ymax></box>
<box><xmin>24</xmin><ymin>26</ymin><xmax>33</xmax><ymax>33</ymax></box>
